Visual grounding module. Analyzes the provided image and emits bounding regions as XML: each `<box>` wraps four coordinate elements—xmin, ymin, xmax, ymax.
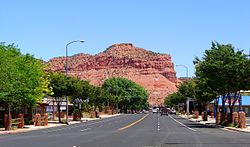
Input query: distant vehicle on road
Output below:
<box><xmin>152</xmin><ymin>107</ymin><xmax>159</xmax><ymax>113</ymax></box>
<box><xmin>169</xmin><ymin>109</ymin><xmax>176</xmax><ymax>114</ymax></box>
<box><xmin>142</xmin><ymin>110</ymin><xmax>149</xmax><ymax>114</ymax></box>
<box><xmin>160</xmin><ymin>108</ymin><xmax>169</xmax><ymax>116</ymax></box>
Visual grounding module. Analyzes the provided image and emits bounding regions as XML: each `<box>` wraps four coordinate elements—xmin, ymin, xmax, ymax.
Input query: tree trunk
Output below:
<box><xmin>228</xmin><ymin>106</ymin><xmax>233</xmax><ymax>124</ymax></box>
<box><xmin>94</xmin><ymin>106</ymin><xmax>99</xmax><ymax>118</ymax></box>
<box><xmin>220</xmin><ymin>94</ymin><xmax>227</xmax><ymax>125</ymax></box>
<box><xmin>52</xmin><ymin>100</ymin><xmax>55</xmax><ymax>121</ymax></box>
<box><xmin>228</xmin><ymin>92</ymin><xmax>239</xmax><ymax>125</ymax></box>
<box><xmin>57</xmin><ymin>104</ymin><xmax>61</xmax><ymax>123</ymax></box>
<box><xmin>28</xmin><ymin>107</ymin><xmax>32</xmax><ymax>122</ymax></box>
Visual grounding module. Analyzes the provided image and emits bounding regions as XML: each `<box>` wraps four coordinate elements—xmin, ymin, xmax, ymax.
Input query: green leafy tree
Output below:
<box><xmin>0</xmin><ymin>44</ymin><xmax>45</xmax><ymax>110</ymax></box>
<box><xmin>102</xmin><ymin>77</ymin><xmax>148</xmax><ymax>113</ymax></box>
<box><xmin>67</xmin><ymin>76</ymin><xmax>92</xmax><ymax>103</ymax></box>
<box><xmin>178</xmin><ymin>80</ymin><xmax>196</xmax><ymax>99</ymax></box>
<box><xmin>194</xmin><ymin>42</ymin><xmax>249</xmax><ymax>124</ymax></box>
<box><xmin>88</xmin><ymin>86</ymin><xmax>105</xmax><ymax>112</ymax></box>
<box><xmin>0</xmin><ymin>44</ymin><xmax>46</xmax><ymax>129</ymax></box>
<box><xmin>0</xmin><ymin>44</ymin><xmax>21</xmax><ymax>109</ymax></box>
<box><xmin>165</xmin><ymin>80</ymin><xmax>195</xmax><ymax>108</ymax></box>
<box><xmin>164</xmin><ymin>92</ymin><xmax>185</xmax><ymax>108</ymax></box>
<box><xmin>47</xmin><ymin>72</ymin><xmax>68</xmax><ymax>123</ymax></box>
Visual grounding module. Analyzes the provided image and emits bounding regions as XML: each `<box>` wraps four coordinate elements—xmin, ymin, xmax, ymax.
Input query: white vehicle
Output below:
<box><xmin>152</xmin><ymin>107</ymin><xmax>159</xmax><ymax>113</ymax></box>
<box><xmin>170</xmin><ymin>108</ymin><xmax>176</xmax><ymax>114</ymax></box>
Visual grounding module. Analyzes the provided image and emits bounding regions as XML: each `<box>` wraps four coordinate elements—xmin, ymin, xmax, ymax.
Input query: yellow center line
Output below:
<box><xmin>117</xmin><ymin>114</ymin><xmax>149</xmax><ymax>131</ymax></box>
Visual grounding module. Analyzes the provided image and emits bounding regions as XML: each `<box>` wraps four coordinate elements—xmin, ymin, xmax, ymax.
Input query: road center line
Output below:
<box><xmin>80</xmin><ymin>128</ymin><xmax>91</xmax><ymax>132</ymax></box>
<box><xmin>117</xmin><ymin>114</ymin><xmax>149</xmax><ymax>131</ymax></box>
<box><xmin>169</xmin><ymin>115</ymin><xmax>197</xmax><ymax>132</ymax></box>
<box><xmin>157</xmin><ymin>114</ymin><xmax>160</xmax><ymax>131</ymax></box>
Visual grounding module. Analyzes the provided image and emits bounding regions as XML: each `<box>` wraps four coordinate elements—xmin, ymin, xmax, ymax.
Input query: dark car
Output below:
<box><xmin>160</xmin><ymin>108</ymin><xmax>169</xmax><ymax>116</ymax></box>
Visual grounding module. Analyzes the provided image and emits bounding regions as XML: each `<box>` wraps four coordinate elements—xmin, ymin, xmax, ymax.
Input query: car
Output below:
<box><xmin>152</xmin><ymin>107</ymin><xmax>159</xmax><ymax>113</ymax></box>
<box><xmin>142</xmin><ymin>110</ymin><xmax>149</xmax><ymax>114</ymax></box>
<box><xmin>170</xmin><ymin>109</ymin><xmax>176</xmax><ymax>114</ymax></box>
<box><xmin>160</xmin><ymin>108</ymin><xmax>169</xmax><ymax>116</ymax></box>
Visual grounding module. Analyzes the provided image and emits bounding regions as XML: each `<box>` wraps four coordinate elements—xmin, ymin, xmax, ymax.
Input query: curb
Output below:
<box><xmin>0</xmin><ymin>124</ymin><xmax>66</xmax><ymax>135</ymax></box>
<box><xmin>0</xmin><ymin>131</ymin><xmax>14</xmax><ymax>135</ymax></box>
<box><xmin>224</xmin><ymin>127</ymin><xmax>250</xmax><ymax>133</ymax></box>
<box><xmin>178</xmin><ymin>114</ymin><xmax>250</xmax><ymax>133</ymax></box>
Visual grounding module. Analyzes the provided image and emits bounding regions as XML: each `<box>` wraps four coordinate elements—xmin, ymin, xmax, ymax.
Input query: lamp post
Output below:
<box><xmin>176</xmin><ymin>64</ymin><xmax>189</xmax><ymax>78</ymax></box>
<box><xmin>176</xmin><ymin>64</ymin><xmax>189</xmax><ymax>115</ymax></box>
<box><xmin>65</xmin><ymin>40</ymin><xmax>84</xmax><ymax>124</ymax></box>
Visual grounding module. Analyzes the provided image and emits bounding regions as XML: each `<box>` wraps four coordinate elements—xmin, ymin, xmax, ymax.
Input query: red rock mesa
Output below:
<box><xmin>47</xmin><ymin>43</ymin><xmax>177</xmax><ymax>106</ymax></box>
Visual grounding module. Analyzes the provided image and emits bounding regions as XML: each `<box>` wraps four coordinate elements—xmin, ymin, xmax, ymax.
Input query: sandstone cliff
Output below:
<box><xmin>47</xmin><ymin>43</ymin><xmax>177</xmax><ymax>106</ymax></box>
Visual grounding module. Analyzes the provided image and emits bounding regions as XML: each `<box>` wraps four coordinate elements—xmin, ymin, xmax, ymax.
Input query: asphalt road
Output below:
<box><xmin>1</xmin><ymin>113</ymin><xmax>250</xmax><ymax>147</ymax></box>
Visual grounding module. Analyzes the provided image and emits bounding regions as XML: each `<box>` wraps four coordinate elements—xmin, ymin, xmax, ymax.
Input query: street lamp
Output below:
<box><xmin>176</xmin><ymin>64</ymin><xmax>189</xmax><ymax>78</ymax></box>
<box><xmin>65</xmin><ymin>40</ymin><xmax>84</xmax><ymax>124</ymax></box>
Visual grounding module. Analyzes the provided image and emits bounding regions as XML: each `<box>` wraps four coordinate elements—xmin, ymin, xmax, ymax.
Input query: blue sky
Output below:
<box><xmin>1</xmin><ymin>0</ymin><xmax>249</xmax><ymax>77</ymax></box>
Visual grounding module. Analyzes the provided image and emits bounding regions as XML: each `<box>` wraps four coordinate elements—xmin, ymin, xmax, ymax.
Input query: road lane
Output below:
<box><xmin>0</xmin><ymin>114</ymin><xmax>147</xmax><ymax>147</ymax></box>
<box><xmin>168</xmin><ymin>114</ymin><xmax>197</xmax><ymax>132</ymax></box>
<box><xmin>117</xmin><ymin>114</ymin><xmax>149</xmax><ymax>131</ymax></box>
<box><xmin>161</xmin><ymin>114</ymin><xmax>250</xmax><ymax>147</ymax></box>
<box><xmin>1</xmin><ymin>113</ymin><xmax>250</xmax><ymax>147</ymax></box>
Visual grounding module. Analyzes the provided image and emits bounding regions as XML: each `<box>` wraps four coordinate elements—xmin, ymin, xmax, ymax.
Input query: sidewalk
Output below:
<box><xmin>0</xmin><ymin>122</ymin><xmax>67</xmax><ymax>135</ymax></box>
<box><xmin>179</xmin><ymin>114</ymin><xmax>250</xmax><ymax>133</ymax></box>
<box><xmin>179</xmin><ymin>114</ymin><xmax>215</xmax><ymax>126</ymax></box>
<box><xmin>0</xmin><ymin>114</ymin><xmax>120</xmax><ymax>135</ymax></box>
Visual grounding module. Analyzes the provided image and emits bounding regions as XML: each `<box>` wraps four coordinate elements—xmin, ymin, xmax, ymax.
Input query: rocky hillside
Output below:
<box><xmin>47</xmin><ymin>43</ymin><xmax>177</xmax><ymax>106</ymax></box>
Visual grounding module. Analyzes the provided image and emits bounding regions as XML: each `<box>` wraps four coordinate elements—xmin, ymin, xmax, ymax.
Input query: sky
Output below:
<box><xmin>1</xmin><ymin>0</ymin><xmax>249</xmax><ymax>77</ymax></box>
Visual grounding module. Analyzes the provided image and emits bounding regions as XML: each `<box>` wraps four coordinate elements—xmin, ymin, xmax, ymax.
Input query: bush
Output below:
<box><xmin>73</xmin><ymin>109</ymin><xmax>80</xmax><ymax>114</ymax></box>
<box><xmin>24</xmin><ymin>118</ymin><xmax>33</xmax><ymax>125</ymax></box>
<box><xmin>228</xmin><ymin>123</ymin><xmax>237</xmax><ymax>128</ymax></box>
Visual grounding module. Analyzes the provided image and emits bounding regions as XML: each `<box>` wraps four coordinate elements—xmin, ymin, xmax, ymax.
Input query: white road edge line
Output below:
<box><xmin>169</xmin><ymin>115</ymin><xmax>197</xmax><ymax>132</ymax></box>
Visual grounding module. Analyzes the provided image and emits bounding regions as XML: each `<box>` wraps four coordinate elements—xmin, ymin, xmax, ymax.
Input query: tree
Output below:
<box><xmin>0</xmin><ymin>44</ymin><xmax>46</xmax><ymax>129</ymax></box>
<box><xmin>88</xmin><ymin>86</ymin><xmax>105</xmax><ymax>112</ymax></box>
<box><xmin>102</xmin><ymin>77</ymin><xmax>148</xmax><ymax>113</ymax></box>
<box><xmin>0</xmin><ymin>44</ymin><xmax>20</xmax><ymax>109</ymax></box>
<box><xmin>67</xmin><ymin>76</ymin><xmax>92</xmax><ymax>107</ymax></box>
<box><xmin>164</xmin><ymin>80</ymin><xmax>196</xmax><ymax>111</ymax></box>
<box><xmin>194</xmin><ymin>42</ymin><xmax>249</xmax><ymax>124</ymax></box>
<box><xmin>178</xmin><ymin>80</ymin><xmax>196</xmax><ymax>99</ymax></box>
<box><xmin>47</xmin><ymin>72</ymin><xmax>68</xmax><ymax>123</ymax></box>
<box><xmin>0</xmin><ymin>44</ymin><xmax>45</xmax><ymax>109</ymax></box>
<box><xmin>164</xmin><ymin>92</ymin><xmax>185</xmax><ymax>108</ymax></box>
